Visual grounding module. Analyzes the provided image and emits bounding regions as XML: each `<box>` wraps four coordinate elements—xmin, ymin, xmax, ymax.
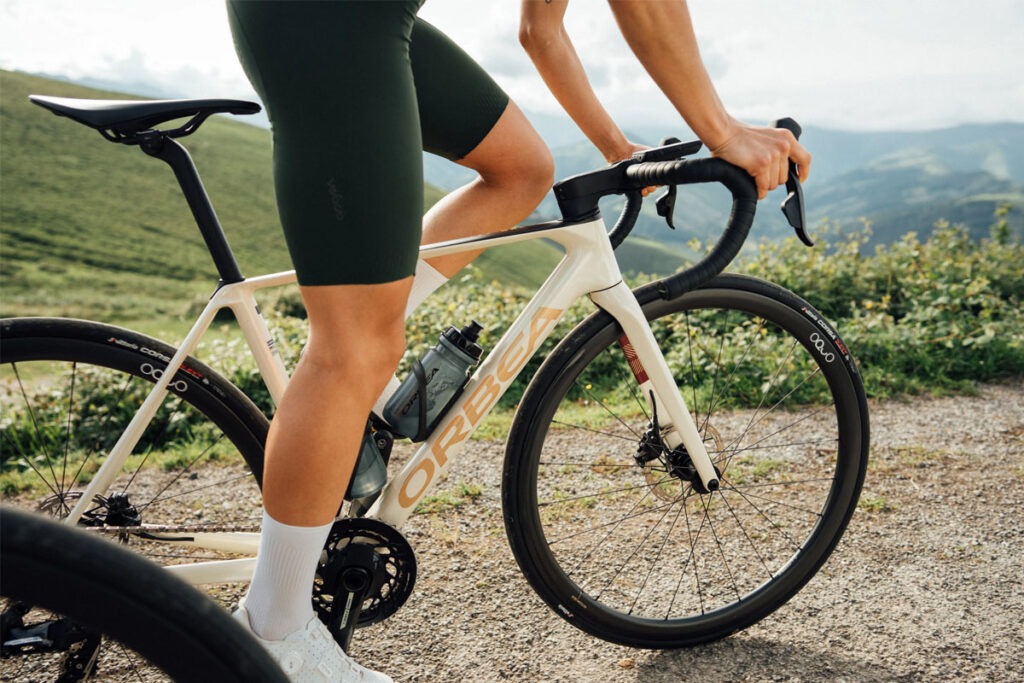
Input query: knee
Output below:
<box><xmin>303</xmin><ymin>319</ymin><xmax>407</xmax><ymax>396</ymax></box>
<box><xmin>521</xmin><ymin>147</ymin><xmax>555</xmax><ymax>204</ymax></box>
<box><xmin>483</xmin><ymin>143</ymin><xmax>554</xmax><ymax>211</ymax></box>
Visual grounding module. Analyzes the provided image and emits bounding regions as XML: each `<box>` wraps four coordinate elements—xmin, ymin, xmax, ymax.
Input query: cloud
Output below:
<box><xmin>2</xmin><ymin>0</ymin><xmax>1022</xmax><ymax>133</ymax></box>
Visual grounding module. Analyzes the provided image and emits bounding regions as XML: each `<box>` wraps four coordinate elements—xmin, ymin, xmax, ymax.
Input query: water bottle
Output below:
<box><xmin>344</xmin><ymin>423</ymin><xmax>391</xmax><ymax>501</ymax></box>
<box><xmin>383</xmin><ymin>321</ymin><xmax>484</xmax><ymax>441</ymax></box>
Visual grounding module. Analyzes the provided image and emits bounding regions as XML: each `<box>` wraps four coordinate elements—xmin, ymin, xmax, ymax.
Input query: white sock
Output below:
<box><xmin>243</xmin><ymin>511</ymin><xmax>333</xmax><ymax>641</ymax></box>
<box><xmin>372</xmin><ymin>258</ymin><xmax>449</xmax><ymax>416</ymax></box>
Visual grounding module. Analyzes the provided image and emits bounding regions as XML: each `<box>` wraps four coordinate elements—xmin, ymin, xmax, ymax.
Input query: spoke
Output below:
<box><xmin>591</xmin><ymin>487</ymin><xmax>681</xmax><ymax>602</ymax></box>
<box><xmin>719</xmin><ymin>365</ymin><xmax>825</xmax><ymax>474</ymax></box>
<box><xmin>562</xmin><ymin>479</ymin><xmax>668</xmax><ymax>590</ymax></box>
<box><xmin>538</xmin><ymin>460</ymin><xmax>638</xmax><ymax>469</ymax></box>
<box><xmin>134</xmin><ymin>432</ymin><xmax>231</xmax><ymax>513</ymax></box>
<box><xmin>68</xmin><ymin>370</ymin><xmax>138</xmax><ymax>499</ymax></box>
<box><xmin>720</xmin><ymin>482</ymin><xmax>828</xmax><ymax>519</ymax></box>
<box><xmin>667</xmin><ymin>491</ymin><xmax>708</xmax><ymax>617</ymax></box>
<box><xmin>722</xmin><ymin>337</ymin><xmax>803</xmax><ymax>464</ymax></box>
<box><xmin>6</xmin><ymin>363</ymin><xmax>62</xmax><ymax>500</ymax></box>
<box><xmin>109</xmin><ymin>640</ymin><xmax>149</xmax><ymax>683</ymax></box>
<box><xmin>60</xmin><ymin>362</ymin><xmax>78</xmax><ymax>498</ymax></box>
<box><xmin>549</xmin><ymin>419</ymin><xmax>640</xmax><ymax>444</ymax></box>
<box><xmin>684</xmin><ymin>310</ymin><xmax>699</xmax><ymax>422</ymax></box>
<box><xmin>573</xmin><ymin>378</ymin><xmax>642</xmax><ymax>439</ymax></box>
<box><xmin>725</xmin><ymin>404</ymin><xmax>832</xmax><ymax>459</ymax></box>
<box><xmin>546</xmin><ymin>494</ymin><xmax>678</xmax><ymax>548</ymax></box>
<box><xmin>700</xmin><ymin>315</ymin><xmax>768</xmax><ymax>424</ymax></box>
<box><xmin>718</xmin><ymin>486</ymin><xmax>808</xmax><ymax>553</ymax></box>
<box><xmin>122</xmin><ymin>393</ymin><xmax>189</xmax><ymax>493</ymax></box>
<box><xmin>702</xmin><ymin>332</ymin><xmax>728</xmax><ymax>429</ymax></box>
<box><xmin>628</xmin><ymin>493</ymin><xmax>688</xmax><ymax>616</ymax></box>
<box><xmin>539</xmin><ymin>478</ymin><xmax>673</xmax><ymax>509</ymax></box>
<box><xmin>711</xmin><ymin>436</ymin><xmax>835</xmax><ymax>458</ymax></box>
<box><xmin>700</xmin><ymin>491</ymin><xmax>743</xmax><ymax>604</ymax></box>
<box><xmin>137</xmin><ymin>470</ymin><xmax>255</xmax><ymax>510</ymax></box>
<box><xmin>716</xmin><ymin>485</ymin><xmax>775</xmax><ymax>583</ymax></box>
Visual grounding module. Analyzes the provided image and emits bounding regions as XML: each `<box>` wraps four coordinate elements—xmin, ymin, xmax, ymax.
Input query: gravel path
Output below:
<box><xmin>350</xmin><ymin>381</ymin><xmax>1024</xmax><ymax>683</ymax></box>
<box><xmin>7</xmin><ymin>383</ymin><xmax>1021</xmax><ymax>682</ymax></box>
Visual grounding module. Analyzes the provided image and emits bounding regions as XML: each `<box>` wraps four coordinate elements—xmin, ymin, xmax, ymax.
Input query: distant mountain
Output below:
<box><xmin>426</xmin><ymin>113</ymin><xmax>1024</xmax><ymax>248</ymax></box>
<box><xmin>38</xmin><ymin>66</ymin><xmax>1021</xmax><ymax>246</ymax></box>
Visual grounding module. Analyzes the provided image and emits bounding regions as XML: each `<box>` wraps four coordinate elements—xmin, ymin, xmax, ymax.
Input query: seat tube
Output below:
<box><xmin>590</xmin><ymin>282</ymin><xmax>720</xmax><ymax>492</ymax></box>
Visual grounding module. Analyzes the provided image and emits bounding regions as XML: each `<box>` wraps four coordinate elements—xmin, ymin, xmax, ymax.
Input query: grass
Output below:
<box><xmin>857</xmin><ymin>493</ymin><xmax>895</xmax><ymax>513</ymax></box>
<box><xmin>415</xmin><ymin>479</ymin><xmax>483</xmax><ymax>515</ymax></box>
<box><xmin>2</xmin><ymin>69</ymin><xmax>689</xmax><ymax>324</ymax></box>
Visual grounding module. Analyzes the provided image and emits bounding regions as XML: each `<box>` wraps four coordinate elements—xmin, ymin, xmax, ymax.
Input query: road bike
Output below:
<box><xmin>1</xmin><ymin>95</ymin><xmax>869</xmax><ymax>676</ymax></box>
<box><xmin>1</xmin><ymin>505</ymin><xmax>289</xmax><ymax>682</ymax></box>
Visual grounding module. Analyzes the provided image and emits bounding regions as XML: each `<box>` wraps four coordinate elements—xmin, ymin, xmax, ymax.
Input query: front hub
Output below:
<box><xmin>636</xmin><ymin>418</ymin><xmax>724</xmax><ymax>499</ymax></box>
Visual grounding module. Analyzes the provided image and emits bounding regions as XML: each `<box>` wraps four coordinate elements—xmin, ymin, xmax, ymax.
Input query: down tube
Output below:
<box><xmin>370</xmin><ymin>258</ymin><xmax>600</xmax><ymax>528</ymax></box>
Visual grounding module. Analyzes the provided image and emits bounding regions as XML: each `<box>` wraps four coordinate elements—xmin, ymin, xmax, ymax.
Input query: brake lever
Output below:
<box><xmin>656</xmin><ymin>186</ymin><xmax>677</xmax><ymax>230</ymax></box>
<box><xmin>771</xmin><ymin>117</ymin><xmax>812</xmax><ymax>247</ymax></box>
<box><xmin>642</xmin><ymin>137</ymin><xmax>694</xmax><ymax>230</ymax></box>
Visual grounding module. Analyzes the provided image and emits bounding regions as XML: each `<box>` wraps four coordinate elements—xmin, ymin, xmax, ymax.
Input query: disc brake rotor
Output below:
<box><xmin>645</xmin><ymin>418</ymin><xmax>724</xmax><ymax>502</ymax></box>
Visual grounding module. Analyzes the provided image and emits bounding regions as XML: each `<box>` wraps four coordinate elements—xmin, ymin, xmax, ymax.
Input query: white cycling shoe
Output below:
<box><xmin>233</xmin><ymin>604</ymin><xmax>394</xmax><ymax>683</ymax></box>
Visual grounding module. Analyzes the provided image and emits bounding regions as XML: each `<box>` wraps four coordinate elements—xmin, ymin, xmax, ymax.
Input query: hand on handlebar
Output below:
<box><xmin>709</xmin><ymin>122</ymin><xmax>811</xmax><ymax>199</ymax></box>
<box><xmin>609</xmin><ymin>141</ymin><xmax>658</xmax><ymax>197</ymax></box>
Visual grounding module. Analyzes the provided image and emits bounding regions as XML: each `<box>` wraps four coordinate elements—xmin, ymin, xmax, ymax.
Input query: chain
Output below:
<box><xmin>82</xmin><ymin>523</ymin><xmax>261</xmax><ymax>535</ymax></box>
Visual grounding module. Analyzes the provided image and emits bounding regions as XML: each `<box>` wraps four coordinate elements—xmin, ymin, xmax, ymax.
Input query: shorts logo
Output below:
<box><xmin>326</xmin><ymin>177</ymin><xmax>345</xmax><ymax>221</ymax></box>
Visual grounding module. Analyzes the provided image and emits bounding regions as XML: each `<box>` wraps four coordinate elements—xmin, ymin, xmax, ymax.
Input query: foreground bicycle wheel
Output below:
<box><xmin>1</xmin><ymin>506</ymin><xmax>288</xmax><ymax>683</ymax></box>
<box><xmin>0</xmin><ymin>318</ymin><xmax>268</xmax><ymax>679</ymax></box>
<box><xmin>503</xmin><ymin>274</ymin><xmax>869</xmax><ymax>648</ymax></box>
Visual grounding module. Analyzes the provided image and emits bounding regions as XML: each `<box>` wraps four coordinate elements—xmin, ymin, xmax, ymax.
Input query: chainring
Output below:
<box><xmin>312</xmin><ymin>517</ymin><xmax>416</xmax><ymax>628</ymax></box>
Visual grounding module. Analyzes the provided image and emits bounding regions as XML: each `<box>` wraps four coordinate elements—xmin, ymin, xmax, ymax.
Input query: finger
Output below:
<box><xmin>756</xmin><ymin>171</ymin><xmax>770</xmax><ymax>200</ymax></box>
<box><xmin>776</xmin><ymin>153</ymin><xmax>789</xmax><ymax>189</ymax></box>
<box><xmin>791</xmin><ymin>141</ymin><xmax>812</xmax><ymax>183</ymax></box>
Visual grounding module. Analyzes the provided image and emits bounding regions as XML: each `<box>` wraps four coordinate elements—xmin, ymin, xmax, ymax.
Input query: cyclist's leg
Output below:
<box><xmin>411</xmin><ymin>18</ymin><xmax>554</xmax><ymax>276</ymax></box>
<box><xmin>228</xmin><ymin>1</ymin><xmax>417</xmax><ymax>677</ymax></box>
<box><xmin>422</xmin><ymin>101</ymin><xmax>554</xmax><ymax>276</ymax></box>
<box><xmin>262</xmin><ymin>282</ymin><xmax>411</xmax><ymax>525</ymax></box>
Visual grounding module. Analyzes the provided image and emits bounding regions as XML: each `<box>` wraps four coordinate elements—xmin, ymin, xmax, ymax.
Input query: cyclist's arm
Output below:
<box><xmin>519</xmin><ymin>0</ymin><xmax>641</xmax><ymax>164</ymax></box>
<box><xmin>605</xmin><ymin>0</ymin><xmax>810</xmax><ymax>196</ymax></box>
<box><xmin>520</xmin><ymin>0</ymin><xmax>811</xmax><ymax>198</ymax></box>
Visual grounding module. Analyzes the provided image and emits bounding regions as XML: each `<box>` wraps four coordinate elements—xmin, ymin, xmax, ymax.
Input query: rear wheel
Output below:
<box><xmin>1</xmin><ymin>317</ymin><xmax>269</xmax><ymax>680</ymax></box>
<box><xmin>503</xmin><ymin>275</ymin><xmax>869</xmax><ymax>647</ymax></box>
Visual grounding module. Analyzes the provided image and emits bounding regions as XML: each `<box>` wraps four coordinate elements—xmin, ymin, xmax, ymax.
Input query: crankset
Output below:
<box><xmin>312</xmin><ymin>517</ymin><xmax>416</xmax><ymax>652</ymax></box>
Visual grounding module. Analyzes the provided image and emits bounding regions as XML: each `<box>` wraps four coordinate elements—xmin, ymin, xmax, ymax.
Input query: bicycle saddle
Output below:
<box><xmin>29</xmin><ymin>95</ymin><xmax>261</xmax><ymax>139</ymax></box>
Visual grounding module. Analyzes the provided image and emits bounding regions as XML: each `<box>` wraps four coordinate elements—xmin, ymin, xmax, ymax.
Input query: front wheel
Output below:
<box><xmin>503</xmin><ymin>275</ymin><xmax>869</xmax><ymax>648</ymax></box>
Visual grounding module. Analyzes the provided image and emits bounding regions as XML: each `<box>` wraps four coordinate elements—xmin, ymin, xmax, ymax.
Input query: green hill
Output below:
<box><xmin>2</xmin><ymin>70</ymin><xmax>568</xmax><ymax>323</ymax></box>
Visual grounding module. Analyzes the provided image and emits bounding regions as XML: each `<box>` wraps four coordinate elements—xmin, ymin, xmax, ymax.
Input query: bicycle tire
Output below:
<box><xmin>1</xmin><ymin>505</ymin><xmax>288</xmax><ymax>683</ymax></box>
<box><xmin>0</xmin><ymin>313</ymin><xmax>270</xmax><ymax>532</ymax></box>
<box><xmin>0</xmin><ymin>316</ymin><xmax>268</xmax><ymax>565</ymax></box>
<box><xmin>502</xmin><ymin>274</ymin><xmax>869</xmax><ymax>648</ymax></box>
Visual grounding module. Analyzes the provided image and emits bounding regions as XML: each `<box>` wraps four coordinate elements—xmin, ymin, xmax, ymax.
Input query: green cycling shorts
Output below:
<box><xmin>226</xmin><ymin>0</ymin><xmax>509</xmax><ymax>285</ymax></box>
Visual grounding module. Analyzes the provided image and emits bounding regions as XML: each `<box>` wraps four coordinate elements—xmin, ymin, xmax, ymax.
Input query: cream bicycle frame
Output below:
<box><xmin>66</xmin><ymin>215</ymin><xmax>717</xmax><ymax>585</ymax></box>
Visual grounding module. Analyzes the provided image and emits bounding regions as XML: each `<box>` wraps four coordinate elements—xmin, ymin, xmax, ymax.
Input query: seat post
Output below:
<box><xmin>139</xmin><ymin>132</ymin><xmax>245</xmax><ymax>285</ymax></box>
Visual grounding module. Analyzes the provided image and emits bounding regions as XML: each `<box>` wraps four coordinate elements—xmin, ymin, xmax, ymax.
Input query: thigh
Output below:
<box><xmin>410</xmin><ymin>18</ymin><xmax>511</xmax><ymax>161</ymax></box>
<box><xmin>227</xmin><ymin>0</ymin><xmax>424</xmax><ymax>285</ymax></box>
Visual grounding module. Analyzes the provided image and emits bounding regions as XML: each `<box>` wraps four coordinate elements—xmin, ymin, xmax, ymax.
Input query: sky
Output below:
<box><xmin>2</xmin><ymin>0</ymin><xmax>1022</xmax><ymax>135</ymax></box>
